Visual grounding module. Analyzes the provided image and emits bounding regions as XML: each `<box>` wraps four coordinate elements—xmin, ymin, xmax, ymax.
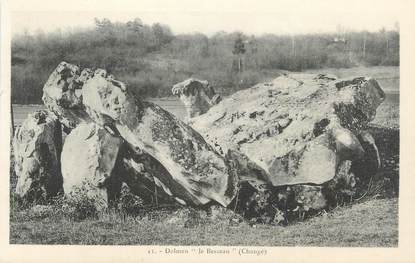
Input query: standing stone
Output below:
<box><xmin>172</xmin><ymin>78</ymin><xmax>221</xmax><ymax>121</ymax></box>
<box><xmin>61</xmin><ymin>122</ymin><xmax>122</xmax><ymax>210</ymax></box>
<box><xmin>13</xmin><ymin>110</ymin><xmax>63</xmax><ymax>202</ymax></box>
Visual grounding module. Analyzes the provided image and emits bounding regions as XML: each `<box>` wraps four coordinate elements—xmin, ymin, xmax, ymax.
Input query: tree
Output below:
<box><xmin>151</xmin><ymin>23</ymin><xmax>173</xmax><ymax>49</ymax></box>
<box><xmin>94</xmin><ymin>18</ymin><xmax>113</xmax><ymax>33</ymax></box>
<box><xmin>126</xmin><ymin>18</ymin><xmax>143</xmax><ymax>33</ymax></box>
<box><xmin>200</xmin><ymin>34</ymin><xmax>210</xmax><ymax>58</ymax></box>
<box><xmin>233</xmin><ymin>33</ymin><xmax>246</xmax><ymax>73</ymax></box>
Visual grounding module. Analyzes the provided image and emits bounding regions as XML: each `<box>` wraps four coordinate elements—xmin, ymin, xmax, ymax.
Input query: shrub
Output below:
<box><xmin>116</xmin><ymin>183</ymin><xmax>144</xmax><ymax>217</ymax></box>
<box><xmin>51</xmin><ymin>190</ymin><xmax>99</xmax><ymax>221</ymax></box>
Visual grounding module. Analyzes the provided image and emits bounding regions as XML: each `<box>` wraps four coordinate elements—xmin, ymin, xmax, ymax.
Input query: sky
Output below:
<box><xmin>9</xmin><ymin>0</ymin><xmax>403</xmax><ymax>36</ymax></box>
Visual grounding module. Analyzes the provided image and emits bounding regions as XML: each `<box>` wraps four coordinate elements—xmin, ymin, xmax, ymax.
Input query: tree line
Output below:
<box><xmin>11</xmin><ymin>18</ymin><xmax>399</xmax><ymax>104</ymax></box>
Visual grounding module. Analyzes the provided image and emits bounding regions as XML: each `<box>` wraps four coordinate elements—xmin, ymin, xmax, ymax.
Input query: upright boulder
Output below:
<box><xmin>61</xmin><ymin>122</ymin><xmax>123</xmax><ymax>210</ymax></box>
<box><xmin>172</xmin><ymin>78</ymin><xmax>221</xmax><ymax>121</ymax></box>
<box><xmin>81</xmin><ymin>70</ymin><xmax>238</xmax><ymax>206</ymax></box>
<box><xmin>13</xmin><ymin>110</ymin><xmax>63</xmax><ymax>202</ymax></box>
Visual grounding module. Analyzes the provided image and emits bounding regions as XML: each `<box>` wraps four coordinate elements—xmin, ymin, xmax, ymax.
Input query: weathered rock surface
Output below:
<box><xmin>33</xmin><ymin>62</ymin><xmax>385</xmax><ymax>222</ymax></box>
<box><xmin>172</xmin><ymin>78</ymin><xmax>221</xmax><ymax>121</ymax></box>
<box><xmin>61</xmin><ymin>122</ymin><xmax>122</xmax><ymax>210</ymax></box>
<box><xmin>40</xmin><ymin>62</ymin><xmax>180</xmax><ymax>207</ymax></box>
<box><xmin>41</xmin><ymin>62</ymin><xmax>124</xmax><ymax>209</ymax></box>
<box><xmin>81</xmin><ymin>70</ymin><xmax>238</xmax><ymax>206</ymax></box>
<box><xmin>41</xmin><ymin>62</ymin><xmax>237</xmax><ymax>207</ymax></box>
<box><xmin>13</xmin><ymin>110</ymin><xmax>63</xmax><ymax>202</ymax></box>
<box><xmin>188</xmin><ymin>73</ymin><xmax>385</xmax><ymax>186</ymax></box>
<box><xmin>42</xmin><ymin>61</ymin><xmax>93</xmax><ymax>130</ymax></box>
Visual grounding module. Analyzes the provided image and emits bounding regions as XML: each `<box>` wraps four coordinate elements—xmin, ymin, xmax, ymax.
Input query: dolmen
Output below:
<box><xmin>12</xmin><ymin>62</ymin><xmax>385</xmax><ymax>223</ymax></box>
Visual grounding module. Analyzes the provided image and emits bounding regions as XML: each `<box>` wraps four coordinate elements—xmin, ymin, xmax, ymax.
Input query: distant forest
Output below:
<box><xmin>11</xmin><ymin>18</ymin><xmax>399</xmax><ymax>104</ymax></box>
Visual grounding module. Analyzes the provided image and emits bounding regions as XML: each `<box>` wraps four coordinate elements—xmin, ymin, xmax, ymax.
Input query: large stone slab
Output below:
<box><xmin>13</xmin><ymin>110</ymin><xmax>63</xmax><ymax>202</ymax></box>
<box><xmin>181</xmin><ymin>73</ymin><xmax>385</xmax><ymax>186</ymax></box>
<box><xmin>81</xmin><ymin>70</ymin><xmax>238</xmax><ymax>206</ymax></box>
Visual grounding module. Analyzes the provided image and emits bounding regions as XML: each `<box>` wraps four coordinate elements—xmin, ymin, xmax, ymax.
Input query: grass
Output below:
<box><xmin>9</xmin><ymin>198</ymin><xmax>398</xmax><ymax>246</ymax></box>
<box><xmin>372</xmin><ymin>100</ymin><xmax>399</xmax><ymax>129</ymax></box>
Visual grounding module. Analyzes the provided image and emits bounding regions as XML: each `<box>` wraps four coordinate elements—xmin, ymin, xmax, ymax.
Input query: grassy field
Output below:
<box><xmin>9</xmin><ymin>66</ymin><xmax>399</xmax><ymax>246</ymax></box>
<box><xmin>10</xmin><ymin>198</ymin><xmax>398</xmax><ymax>246</ymax></box>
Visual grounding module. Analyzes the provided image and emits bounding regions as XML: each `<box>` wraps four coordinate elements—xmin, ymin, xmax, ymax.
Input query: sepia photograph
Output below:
<box><xmin>1</xmin><ymin>0</ymin><xmax>414</xmax><ymax>261</ymax></box>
